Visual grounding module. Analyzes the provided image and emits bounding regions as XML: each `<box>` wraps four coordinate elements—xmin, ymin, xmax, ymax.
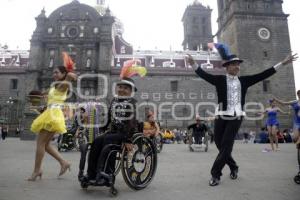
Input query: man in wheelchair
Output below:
<box><xmin>81</xmin><ymin>77</ymin><xmax>138</xmax><ymax>186</ymax></box>
<box><xmin>187</xmin><ymin>115</ymin><xmax>208</xmax><ymax>147</ymax></box>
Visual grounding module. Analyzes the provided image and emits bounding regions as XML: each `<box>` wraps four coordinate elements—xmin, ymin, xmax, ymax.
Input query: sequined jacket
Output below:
<box><xmin>103</xmin><ymin>97</ymin><xmax>138</xmax><ymax>140</ymax></box>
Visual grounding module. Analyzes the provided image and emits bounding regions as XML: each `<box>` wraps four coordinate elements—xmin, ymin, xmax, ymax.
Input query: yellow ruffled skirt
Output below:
<box><xmin>31</xmin><ymin>108</ymin><xmax>67</xmax><ymax>134</ymax></box>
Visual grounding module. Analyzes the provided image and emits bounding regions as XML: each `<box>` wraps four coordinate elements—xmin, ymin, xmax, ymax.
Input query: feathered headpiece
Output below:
<box><xmin>62</xmin><ymin>52</ymin><xmax>75</xmax><ymax>72</ymax></box>
<box><xmin>207</xmin><ymin>43</ymin><xmax>243</xmax><ymax>67</ymax></box>
<box><xmin>120</xmin><ymin>59</ymin><xmax>147</xmax><ymax>79</ymax></box>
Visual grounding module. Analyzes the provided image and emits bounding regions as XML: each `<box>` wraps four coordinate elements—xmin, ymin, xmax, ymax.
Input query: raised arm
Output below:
<box><xmin>186</xmin><ymin>54</ymin><xmax>217</xmax><ymax>85</ymax></box>
<box><xmin>242</xmin><ymin>53</ymin><xmax>298</xmax><ymax>87</ymax></box>
<box><xmin>256</xmin><ymin>107</ymin><xmax>269</xmax><ymax>115</ymax></box>
<box><xmin>277</xmin><ymin>107</ymin><xmax>290</xmax><ymax>115</ymax></box>
<box><xmin>273</xmin><ymin>96</ymin><xmax>297</xmax><ymax>106</ymax></box>
<box><xmin>56</xmin><ymin>72</ymin><xmax>77</xmax><ymax>92</ymax></box>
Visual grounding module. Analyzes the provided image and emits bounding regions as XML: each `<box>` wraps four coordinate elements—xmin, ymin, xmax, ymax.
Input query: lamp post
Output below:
<box><xmin>182</xmin><ymin>100</ymin><xmax>188</xmax><ymax>128</ymax></box>
<box><xmin>145</xmin><ymin>98</ymin><xmax>149</xmax><ymax>120</ymax></box>
<box><xmin>6</xmin><ymin>97</ymin><xmax>13</xmax><ymax>124</ymax></box>
<box><xmin>5</xmin><ymin>97</ymin><xmax>14</xmax><ymax>134</ymax></box>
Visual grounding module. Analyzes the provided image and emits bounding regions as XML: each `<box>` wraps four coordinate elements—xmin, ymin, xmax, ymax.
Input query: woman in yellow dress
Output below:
<box><xmin>28</xmin><ymin>65</ymin><xmax>77</xmax><ymax>181</ymax></box>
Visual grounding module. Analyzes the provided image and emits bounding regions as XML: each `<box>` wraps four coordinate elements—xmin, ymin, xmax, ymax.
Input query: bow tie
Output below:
<box><xmin>227</xmin><ymin>74</ymin><xmax>238</xmax><ymax>80</ymax></box>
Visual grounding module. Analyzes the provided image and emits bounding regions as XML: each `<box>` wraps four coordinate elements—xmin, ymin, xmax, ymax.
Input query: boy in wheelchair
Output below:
<box><xmin>81</xmin><ymin>77</ymin><xmax>138</xmax><ymax>186</ymax></box>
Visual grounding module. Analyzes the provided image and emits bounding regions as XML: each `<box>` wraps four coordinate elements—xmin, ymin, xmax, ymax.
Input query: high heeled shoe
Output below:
<box><xmin>58</xmin><ymin>163</ymin><xmax>71</xmax><ymax>177</ymax></box>
<box><xmin>27</xmin><ymin>171</ymin><xmax>42</xmax><ymax>181</ymax></box>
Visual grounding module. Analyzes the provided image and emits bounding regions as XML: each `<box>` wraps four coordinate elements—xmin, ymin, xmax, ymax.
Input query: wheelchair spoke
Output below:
<box><xmin>127</xmin><ymin>165</ymin><xmax>135</xmax><ymax>175</ymax></box>
<box><xmin>136</xmin><ymin>139</ymin><xmax>143</xmax><ymax>152</ymax></box>
<box><xmin>144</xmin><ymin>147</ymin><xmax>153</xmax><ymax>158</ymax></box>
<box><xmin>135</xmin><ymin>173</ymin><xmax>142</xmax><ymax>185</ymax></box>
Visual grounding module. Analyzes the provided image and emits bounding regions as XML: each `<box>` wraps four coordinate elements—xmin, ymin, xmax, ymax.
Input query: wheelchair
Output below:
<box><xmin>187</xmin><ymin>130</ymin><xmax>209</xmax><ymax>152</ymax></box>
<box><xmin>57</xmin><ymin>128</ymin><xmax>76</xmax><ymax>152</ymax></box>
<box><xmin>79</xmin><ymin>133</ymin><xmax>158</xmax><ymax>196</ymax></box>
<box><xmin>294</xmin><ymin>144</ymin><xmax>300</xmax><ymax>184</ymax></box>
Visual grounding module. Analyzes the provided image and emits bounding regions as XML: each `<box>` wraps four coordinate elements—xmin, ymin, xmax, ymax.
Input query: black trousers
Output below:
<box><xmin>87</xmin><ymin>132</ymin><xmax>124</xmax><ymax>179</ymax></box>
<box><xmin>193</xmin><ymin>132</ymin><xmax>204</xmax><ymax>144</ymax></box>
<box><xmin>211</xmin><ymin>116</ymin><xmax>243</xmax><ymax>178</ymax></box>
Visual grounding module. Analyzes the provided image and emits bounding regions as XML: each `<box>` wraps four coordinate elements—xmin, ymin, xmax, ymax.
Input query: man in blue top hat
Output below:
<box><xmin>186</xmin><ymin>44</ymin><xmax>297</xmax><ymax>186</ymax></box>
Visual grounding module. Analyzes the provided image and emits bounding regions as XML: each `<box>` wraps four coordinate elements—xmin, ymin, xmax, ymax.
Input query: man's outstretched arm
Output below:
<box><xmin>242</xmin><ymin>53</ymin><xmax>298</xmax><ymax>87</ymax></box>
<box><xmin>186</xmin><ymin>54</ymin><xmax>217</xmax><ymax>86</ymax></box>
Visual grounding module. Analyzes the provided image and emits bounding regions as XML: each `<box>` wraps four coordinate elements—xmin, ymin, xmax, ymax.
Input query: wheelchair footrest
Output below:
<box><xmin>80</xmin><ymin>179</ymin><xmax>112</xmax><ymax>187</ymax></box>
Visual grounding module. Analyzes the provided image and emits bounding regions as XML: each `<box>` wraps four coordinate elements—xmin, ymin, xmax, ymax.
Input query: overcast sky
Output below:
<box><xmin>1</xmin><ymin>0</ymin><xmax>299</xmax><ymax>90</ymax></box>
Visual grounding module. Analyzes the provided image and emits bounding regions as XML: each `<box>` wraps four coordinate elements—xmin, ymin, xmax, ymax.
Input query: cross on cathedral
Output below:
<box><xmin>97</xmin><ymin>0</ymin><xmax>105</xmax><ymax>5</ymax></box>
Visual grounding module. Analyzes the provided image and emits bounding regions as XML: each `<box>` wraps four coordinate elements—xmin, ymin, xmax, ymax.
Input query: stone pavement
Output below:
<box><xmin>0</xmin><ymin>138</ymin><xmax>299</xmax><ymax>200</ymax></box>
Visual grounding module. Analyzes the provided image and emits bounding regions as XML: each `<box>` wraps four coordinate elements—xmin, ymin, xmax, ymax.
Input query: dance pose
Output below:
<box><xmin>28</xmin><ymin>54</ymin><xmax>77</xmax><ymax>181</ymax></box>
<box><xmin>187</xmin><ymin>43</ymin><xmax>297</xmax><ymax>186</ymax></box>
<box><xmin>262</xmin><ymin>99</ymin><xmax>288</xmax><ymax>151</ymax></box>
<box><xmin>273</xmin><ymin>90</ymin><xmax>300</xmax><ymax>146</ymax></box>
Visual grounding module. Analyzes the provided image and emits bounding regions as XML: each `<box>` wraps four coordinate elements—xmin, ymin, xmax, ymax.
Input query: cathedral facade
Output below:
<box><xmin>0</xmin><ymin>0</ymin><xmax>295</xmax><ymax>134</ymax></box>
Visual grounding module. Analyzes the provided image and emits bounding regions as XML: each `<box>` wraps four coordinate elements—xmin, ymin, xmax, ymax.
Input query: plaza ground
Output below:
<box><xmin>0</xmin><ymin>138</ymin><xmax>299</xmax><ymax>200</ymax></box>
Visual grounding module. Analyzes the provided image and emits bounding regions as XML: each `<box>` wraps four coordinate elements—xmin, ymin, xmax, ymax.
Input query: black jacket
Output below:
<box><xmin>195</xmin><ymin>66</ymin><xmax>276</xmax><ymax>111</ymax></box>
<box><xmin>188</xmin><ymin>122</ymin><xmax>208</xmax><ymax>135</ymax></box>
<box><xmin>103</xmin><ymin>97</ymin><xmax>138</xmax><ymax>140</ymax></box>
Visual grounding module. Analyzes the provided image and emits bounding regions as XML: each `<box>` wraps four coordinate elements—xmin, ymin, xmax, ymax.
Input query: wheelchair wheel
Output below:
<box><xmin>155</xmin><ymin>133</ymin><xmax>163</xmax><ymax>153</ymax></box>
<box><xmin>294</xmin><ymin>172</ymin><xmax>300</xmax><ymax>184</ymax></box>
<box><xmin>187</xmin><ymin>131</ymin><xmax>194</xmax><ymax>152</ymax></box>
<box><xmin>121</xmin><ymin>134</ymin><xmax>157</xmax><ymax>190</ymax></box>
<box><xmin>80</xmin><ymin>180</ymin><xmax>89</xmax><ymax>189</ymax></box>
<box><xmin>109</xmin><ymin>186</ymin><xmax>118</xmax><ymax>196</ymax></box>
<box><xmin>295</xmin><ymin>147</ymin><xmax>300</xmax><ymax>184</ymax></box>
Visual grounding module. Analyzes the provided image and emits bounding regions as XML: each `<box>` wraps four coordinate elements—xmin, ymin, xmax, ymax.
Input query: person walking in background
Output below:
<box><xmin>1</xmin><ymin>125</ymin><xmax>8</xmax><ymax>140</ymax></box>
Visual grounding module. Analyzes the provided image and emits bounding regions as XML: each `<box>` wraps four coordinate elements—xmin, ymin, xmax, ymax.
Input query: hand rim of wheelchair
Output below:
<box><xmin>121</xmin><ymin>133</ymin><xmax>157</xmax><ymax>190</ymax></box>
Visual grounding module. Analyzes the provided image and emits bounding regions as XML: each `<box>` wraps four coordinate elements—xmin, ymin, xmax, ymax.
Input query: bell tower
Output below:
<box><xmin>182</xmin><ymin>0</ymin><xmax>213</xmax><ymax>50</ymax></box>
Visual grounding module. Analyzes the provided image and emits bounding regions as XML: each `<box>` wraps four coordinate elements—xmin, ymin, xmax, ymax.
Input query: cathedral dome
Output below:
<box><xmin>48</xmin><ymin>0</ymin><xmax>101</xmax><ymax>22</ymax></box>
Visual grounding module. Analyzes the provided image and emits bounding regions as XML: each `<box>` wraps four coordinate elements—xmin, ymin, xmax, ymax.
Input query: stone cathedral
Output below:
<box><xmin>0</xmin><ymin>0</ymin><xmax>295</xmax><ymax>136</ymax></box>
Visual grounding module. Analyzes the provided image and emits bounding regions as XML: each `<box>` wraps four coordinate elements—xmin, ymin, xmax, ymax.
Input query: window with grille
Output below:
<box><xmin>170</xmin><ymin>81</ymin><xmax>178</xmax><ymax>92</ymax></box>
<box><xmin>10</xmin><ymin>79</ymin><xmax>18</xmax><ymax>90</ymax></box>
<box><xmin>263</xmin><ymin>80</ymin><xmax>271</xmax><ymax>92</ymax></box>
